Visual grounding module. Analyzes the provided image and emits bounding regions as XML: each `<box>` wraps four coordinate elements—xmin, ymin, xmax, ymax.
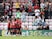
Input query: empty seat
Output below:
<box><xmin>24</xmin><ymin>22</ymin><xmax>29</xmax><ymax>26</ymax></box>
<box><xmin>28</xmin><ymin>22</ymin><xmax>32</xmax><ymax>26</ymax></box>
<box><xmin>22</xmin><ymin>22</ymin><xmax>25</xmax><ymax>26</ymax></box>
<box><xmin>49</xmin><ymin>26</ymin><xmax>52</xmax><ymax>30</ymax></box>
<box><xmin>32</xmin><ymin>16</ymin><xmax>35</xmax><ymax>19</ymax></box>
<box><xmin>28</xmin><ymin>16</ymin><xmax>33</xmax><ymax>19</ymax></box>
<box><xmin>32</xmin><ymin>26</ymin><xmax>37</xmax><ymax>30</ymax></box>
<box><xmin>26</xmin><ymin>18</ymin><xmax>29</xmax><ymax>22</ymax></box>
<box><xmin>45</xmin><ymin>19</ymin><xmax>49</xmax><ymax>22</ymax></box>
<box><xmin>29</xmin><ymin>19</ymin><xmax>33</xmax><ymax>22</ymax></box>
<box><xmin>26</xmin><ymin>16</ymin><xmax>28</xmax><ymax>18</ymax></box>
<box><xmin>28</xmin><ymin>26</ymin><xmax>33</xmax><ymax>30</ymax></box>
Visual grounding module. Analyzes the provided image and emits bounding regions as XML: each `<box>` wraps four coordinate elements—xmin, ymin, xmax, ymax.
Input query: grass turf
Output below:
<box><xmin>0</xmin><ymin>36</ymin><xmax>52</xmax><ymax>39</ymax></box>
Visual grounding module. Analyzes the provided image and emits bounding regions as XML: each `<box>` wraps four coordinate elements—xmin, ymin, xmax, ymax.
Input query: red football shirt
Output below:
<box><xmin>16</xmin><ymin>19</ymin><xmax>22</xmax><ymax>28</ymax></box>
<box><xmin>8</xmin><ymin>22</ymin><xmax>10</xmax><ymax>28</ymax></box>
<box><xmin>10</xmin><ymin>21</ymin><xmax>16</xmax><ymax>28</ymax></box>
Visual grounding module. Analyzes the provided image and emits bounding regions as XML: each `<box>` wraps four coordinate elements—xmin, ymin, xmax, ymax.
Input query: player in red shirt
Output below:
<box><xmin>15</xmin><ymin>18</ymin><xmax>22</xmax><ymax>35</ymax></box>
<box><xmin>10</xmin><ymin>19</ymin><xmax>16</xmax><ymax>35</ymax></box>
<box><xmin>7</xmin><ymin>19</ymin><xmax>11</xmax><ymax>34</ymax></box>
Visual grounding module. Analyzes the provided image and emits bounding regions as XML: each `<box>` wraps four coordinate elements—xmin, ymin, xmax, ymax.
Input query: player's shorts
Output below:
<box><xmin>15</xmin><ymin>28</ymin><xmax>21</xmax><ymax>30</ymax></box>
<box><xmin>10</xmin><ymin>28</ymin><xmax>16</xmax><ymax>30</ymax></box>
<box><xmin>8</xmin><ymin>28</ymin><xmax>10</xmax><ymax>30</ymax></box>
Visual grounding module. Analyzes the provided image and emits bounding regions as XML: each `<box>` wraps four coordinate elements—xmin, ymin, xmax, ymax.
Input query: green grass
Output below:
<box><xmin>0</xmin><ymin>36</ymin><xmax>52</xmax><ymax>39</ymax></box>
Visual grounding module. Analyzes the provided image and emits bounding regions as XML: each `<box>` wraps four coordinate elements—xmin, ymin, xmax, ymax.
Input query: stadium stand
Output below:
<box><xmin>0</xmin><ymin>0</ymin><xmax>52</xmax><ymax>36</ymax></box>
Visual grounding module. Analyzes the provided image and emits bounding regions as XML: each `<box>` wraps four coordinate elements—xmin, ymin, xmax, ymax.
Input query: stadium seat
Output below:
<box><xmin>26</xmin><ymin>19</ymin><xmax>28</xmax><ymax>22</ymax></box>
<box><xmin>28</xmin><ymin>19</ymin><xmax>33</xmax><ymax>22</ymax></box>
<box><xmin>28</xmin><ymin>26</ymin><xmax>33</xmax><ymax>30</ymax></box>
<box><xmin>32</xmin><ymin>26</ymin><xmax>37</xmax><ymax>30</ymax></box>
<box><xmin>45</xmin><ymin>19</ymin><xmax>52</xmax><ymax>26</ymax></box>
<box><xmin>45</xmin><ymin>19</ymin><xmax>49</xmax><ymax>22</ymax></box>
<box><xmin>22</xmin><ymin>22</ymin><xmax>25</xmax><ymax>26</ymax></box>
<box><xmin>28</xmin><ymin>22</ymin><xmax>32</xmax><ymax>26</ymax></box>
<box><xmin>32</xmin><ymin>16</ymin><xmax>35</xmax><ymax>19</ymax></box>
<box><xmin>28</xmin><ymin>16</ymin><xmax>32</xmax><ymax>19</ymax></box>
<box><xmin>49</xmin><ymin>26</ymin><xmax>52</xmax><ymax>30</ymax></box>
<box><xmin>24</xmin><ymin>22</ymin><xmax>29</xmax><ymax>26</ymax></box>
<box><xmin>26</xmin><ymin>16</ymin><xmax>28</xmax><ymax>19</ymax></box>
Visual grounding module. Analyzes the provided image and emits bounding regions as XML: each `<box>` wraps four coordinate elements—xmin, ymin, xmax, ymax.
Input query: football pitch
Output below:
<box><xmin>0</xmin><ymin>36</ymin><xmax>52</xmax><ymax>39</ymax></box>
